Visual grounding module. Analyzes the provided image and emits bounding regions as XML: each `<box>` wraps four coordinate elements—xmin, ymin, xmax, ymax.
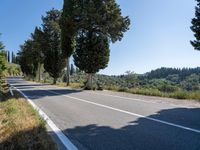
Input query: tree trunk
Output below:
<box><xmin>38</xmin><ymin>62</ymin><xmax>41</xmax><ymax>82</ymax></box>
<box><xmin>85</xmin><ymin>73</ymin><xmax>93</xmax><ymax>90</ymax></box>
<box><xmin>66</xmin><ymin>58</ymin><xmax>70</xmax><ymax>86</ymax></box>
<box><xmin>53</xmin><ymin>78</ymin><xmax>57</xmax><ymax>84</ymax></box>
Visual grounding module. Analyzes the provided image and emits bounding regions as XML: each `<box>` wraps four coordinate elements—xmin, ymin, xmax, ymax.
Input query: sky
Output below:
<box><xmin>0</xmin><ymin>0</ymin><xmax>199</xmax><ymax>75</ymax></box>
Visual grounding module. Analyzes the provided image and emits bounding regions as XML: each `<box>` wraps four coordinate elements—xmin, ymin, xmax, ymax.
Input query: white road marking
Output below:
<box><xmin>10</xmin><ymin>79</ymin><xmax>200</xmax><ymax>135</ymax></box>
<box><xmin>87</xmin><ymin>91</ymin><xmax>157</xmax><ymax>104</ymax></box>
<box><xmin>9</xmin><ymin>87</ymin><xmax>14</xmax><ymax>96</ymax></box>
<box><xmin>86</xmin><ymin>91</ymin><xmax>193</xmax><ymax>108</ymax></box>
<box><xmin>18</xmin><ymin>81</ymin><xmax>191</xmax><ymax>108</ymax></box>
<box><xmin>14</xmin><ymin>87</ymin><xmax>78</xmax><ymax>150</ymax></box>
<box><xmin>40</xmin><ymin>88</ymin><xmax>200</xmax><ymax>134</ymax></box>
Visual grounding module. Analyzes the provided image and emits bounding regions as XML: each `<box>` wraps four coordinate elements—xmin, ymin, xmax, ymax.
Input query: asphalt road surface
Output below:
<box><xmin>7</xmin><ymin>77</ymin><xmax>200</xmax><ymax>150</ymax></box>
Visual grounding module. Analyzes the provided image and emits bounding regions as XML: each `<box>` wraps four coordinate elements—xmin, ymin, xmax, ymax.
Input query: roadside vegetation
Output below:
<box><xmin>0</xmin><ymin>35</ymin><xmax>57</xmax><ymax>150</ymax></box>
<box><xmin>23</xmin><ymin>67</ymin><xmax>200</xmax><ymax>101</ymax></box>
<box><xmin>65</xmin><ymin>67</ymin><xmax>200</xmax><ymax>101</ymax></box>
<box><xmin>0</xmin><ymin>91</ymin><xmax>57</xmax><ymax>150</ymax></box>
<box><xmin>2</xmin><ymin>0</ymin><xmax>200</xmax><ymax>102</ymax></box>
<box><xmin>17</xmin><ymin>0</ymin><xmax>130</xmax><ymax>89</ymax></box>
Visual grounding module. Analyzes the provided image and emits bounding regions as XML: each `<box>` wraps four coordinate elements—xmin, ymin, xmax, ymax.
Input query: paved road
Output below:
<box><xmin>8</xmin><ymin>77</ymin><xmax>200</xmax><ymax>150</ymax></box>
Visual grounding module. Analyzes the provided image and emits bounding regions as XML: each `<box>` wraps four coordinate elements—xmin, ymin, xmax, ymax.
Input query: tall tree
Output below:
<box><xmin>70</xmin><ymin>64</ymin><xmax>75</xmax><ymax>75</ymax></box>
<box><xmin>191</xmin><ymin>0</ymin><xmax>200</xmax><ymax>50</ymax></box>
<box><xmin>11</xmin><ymin>51</ymin><xmax>16</xmax><ymax>63</ymax></box>
<box><xmin>0</xmin><ymin>41</ymin><xmax>4</xmax><ymax>52</ymax></box>
<box><xmin>74</xmin><ymin>32</ymin><xmax>110</xmax><ymax>89</ymax></box>
<box><xmin>7</xmin><ymin>51</ymin><xmax>10</xmax><ymax>63</ymax></box>
<box><xmin>42</xmin><ymin>9</ymin><xmax>66</xmax><ymax>84</ymax></box>
<box><xmin>31</xmin><ymin>27</ymin><xmax>45</xmax><ymax>81</ymax></box>
<box><xmin>73</xmin><ymin>0</ymin><xmax>130</xmax><ymax>89</ymax></box>
<box><xmin>0</xmin><ymin>38</ymin><xmax>6</xmax><ymax>78</ymax></box>
<box><xmin>0</xmin><ymin>53</ymin><xmax>7</xmax><ymax>83</ymax></box>
<box><xmin>60</xmin><ymin>0</ymin><xmax>80</xmax><ymax>86</ymax></box>
<box><xmin>79</xmin><ymin>0</ymin><xmax>130</xmax><ymax>43</ymax></box>
<box><xmin>18</xmin><ymin>40</ymin><xmax>38</xmax><ymax>78</ymax></box>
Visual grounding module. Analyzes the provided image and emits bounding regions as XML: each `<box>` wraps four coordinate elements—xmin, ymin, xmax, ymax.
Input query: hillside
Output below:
<box><xmin>67</xmin><ymin>67</ymin><xmax>200</xmax><ymax>100</ymax></box>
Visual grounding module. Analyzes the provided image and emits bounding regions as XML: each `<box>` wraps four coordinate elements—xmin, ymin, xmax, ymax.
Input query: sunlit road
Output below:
<box><xmin>8</xmin><ymin>77</ymin><xmax>200</xmax><ymax>150</ymax></box>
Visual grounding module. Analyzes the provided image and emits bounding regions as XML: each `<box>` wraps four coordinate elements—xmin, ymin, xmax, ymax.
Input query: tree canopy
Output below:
<box><xmin>191</xmin><ymin>0</ymin><xmax>200</xmax><ymax>50</ymax></box>
<box><xmin>42</xmin><ymin>9</ymin><xmax>66</xmax><ymax>84</ymax></box>
<box><xmin>74</xmin><ymin>32</ymin><xmax>110</xmax><ymax>74</ymax></box>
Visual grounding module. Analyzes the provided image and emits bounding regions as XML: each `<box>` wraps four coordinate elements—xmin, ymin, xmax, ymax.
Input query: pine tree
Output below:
<box><xmin>191</xmin><ymin>0</ymin><xmax>200</xmax><ymax>50</ymax></box>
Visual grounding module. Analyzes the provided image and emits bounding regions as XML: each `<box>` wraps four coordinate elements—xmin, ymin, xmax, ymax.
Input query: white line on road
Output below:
<box><xmin>14</xmin><ymin>87</ymin><xmax>78</xmax><ymax>150</ymax></box>
<box><xmin>9</xmin><ymin>87</ymin><xmax>14</xmax><ymax>96</ymax></box>
<box><xmin>86</xmin><ymin>91</ymin><xmax>193</xmax><ymax>108</ymax></box>
<box><xmin>41</xmin><ymin>88</ymin><xmax>200</xmax><ymax>134</ymax></box>
<box><xmin>86</xmin><ymin>91</ymin><xmax>157</xmax><ymax>104</ymax></box>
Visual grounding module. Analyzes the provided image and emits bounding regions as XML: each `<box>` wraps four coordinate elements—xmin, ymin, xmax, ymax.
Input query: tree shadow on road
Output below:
<box><xmin>63</xmin><ymin>107</ymin><xmax>200</xmax><ymax>150</ymax></box>
<box><xmin>19</xmin><ymin>88</ymin><xmax>82</xmax><ymax>100</ymax></box>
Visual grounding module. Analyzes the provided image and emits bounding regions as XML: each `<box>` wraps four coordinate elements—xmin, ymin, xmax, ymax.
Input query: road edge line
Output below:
<box><xmin>14</xmin><ymin>87</ymin><xmax>78</xmax><ymax>150</ymax></box>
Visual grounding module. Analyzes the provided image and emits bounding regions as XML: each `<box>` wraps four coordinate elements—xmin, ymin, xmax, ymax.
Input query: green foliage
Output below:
<box><xmin>60</xmin><ymin>0</ymin><xmax>77</xmax><ymax>58</ymax></box>
<box><xmin>0</xmin><ymin>42</ymin><xmax>4</xmax><ymax>51</ymax></box>
<box><xmin>31</xmin><ymin>27</ymin><xmax>45</xmax><ymax>64</ymax></box>
<box><xmin>7</xmin><ymin>51</ymin><xmax>10</xmax><ymax>63</ymax></box>
<box><xmin>191</xmin><ymin>0</ymin><xmax>200</xmax><ymax>50</ymax></box>
<box><xmin>60</xmin><ymin>0</ymin><xmax>130</xmax><ymax>87</ymax></box>
<box><xmin>3</xmin><ymin>63</ymin><xmax>21</xmax><ymax>76</ymax></box>
<box><xmin>0</xmin><ymin>52</ymin><xmax>7</xmax><ymax>75</ymax></box>
<box><xmin>17</xmin><ymin>40</ymin><xmax>38</xmax><ymax>78</ymax></box>
<box><xmin>77</xmin><ymin>0</ymin><xmax>131</xmax><ymax>43</ymax></box>
<box><xmin>42</xmin><ymin>9</ymin><xmax>66</xmax><ymax>84</ymax></box>
<box><xmin>74</xmin><ymin>32</ymin><xmax>110</xmax><ymax>74</ymax></box>
<box><xmin>180</xmin><ymin>74</ymin><xmax>200</xmax><ymax>91</ymax></box>
<box><xmin>0</xmin><ymin>38</ymin><xmax>7</xmax><ymax>78</ymax></box>
<box><xmin>11</xmin><ymin>51</ymin><xmax>16</xmax><ymax>64</ymax></box>
<box><xmin>70</xmin><ymin>64</ymin><xmax>75</xmax><ymax>75</ymax></box>
<box><xmin>64</xmin><ymin>67</ymin><xmax>200</xmax><ymax>100</ymax></box>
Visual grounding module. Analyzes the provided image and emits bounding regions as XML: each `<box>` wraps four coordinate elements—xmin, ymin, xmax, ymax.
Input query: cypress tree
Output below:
<box><xmin>7</xmin><ymin>51</ymin><xmax>10</xmax><ymax>63</ymax></box>
<box><xmin>31</xmin><ymin>27</ymin><xmax>45</xmax><ymax>82</ymax></box>
<box><xmin>191</xmin><ymin>0</ymin><xmax>200</xmax><ymax>50</ymax></box>
<box><xmin>70</xmin><ymin>64</ymin><xmax>75</xmax><ymax>75</ymax></box>
<box><xmin>74</xmin><ymin>32</ymin><xmax>110</xmax><ymax>89</ymax></box>
<box><xmin>42</xmin><ymin>9</ymin><xmax>66</xmax><ymax>84</ymax></box>
<box><xmin>73</xmin><ymin>0</ymin><xmax>130</xmax><ymax>89</ymax></box>
<box><xmin>60</xmin><ymin>0</ymin><xmax>79</xmax><ymax>86</ymax></box>
<box><xmin>11</xmin><ymin>51</ymin><xmax>16</xmax><ymax>63</ymax></box>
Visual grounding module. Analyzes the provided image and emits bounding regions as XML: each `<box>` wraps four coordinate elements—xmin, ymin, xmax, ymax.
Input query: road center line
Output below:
<box><xmin>85</xmin><ymin>91</ymin><xmax>193</xmax><ymax>108</ymax></box>
<box><xmin>39</xmin><ymin>88</ymin><xmax>200</xmax><ymax>134</ymax></box>
<box><xmin>86</xmin><ymin>91</ymin><xmax>157</xmax><ymax>104</ymax></box>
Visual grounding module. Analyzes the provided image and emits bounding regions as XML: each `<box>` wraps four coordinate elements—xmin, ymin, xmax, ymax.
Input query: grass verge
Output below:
<box><xmin>0</xmin><ymin>86</ymin><xmax>57</xmax><ymax>150</ymax></box>
<box><xmin>105</xmin><ymin>86</ymin><xmax>200</xmax><ymax>101</ymax></box>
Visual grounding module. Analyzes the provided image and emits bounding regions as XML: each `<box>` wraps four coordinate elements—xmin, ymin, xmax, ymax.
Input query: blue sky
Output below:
<box><xmin>0</xmin><ymin>0</ymin><xmax>199</xmax><ymax>75</ymax></box>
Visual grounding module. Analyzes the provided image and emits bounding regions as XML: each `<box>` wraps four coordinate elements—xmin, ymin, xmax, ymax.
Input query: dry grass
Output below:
<box><xmin>57</xmin><ymin>82</ymin><xmax>83</xmax><ymax>89</ymax></box>
<box><xmin>0</xmin><ymin>91</ymin><xmax>57</xmax><ymax>150</ymax></box>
